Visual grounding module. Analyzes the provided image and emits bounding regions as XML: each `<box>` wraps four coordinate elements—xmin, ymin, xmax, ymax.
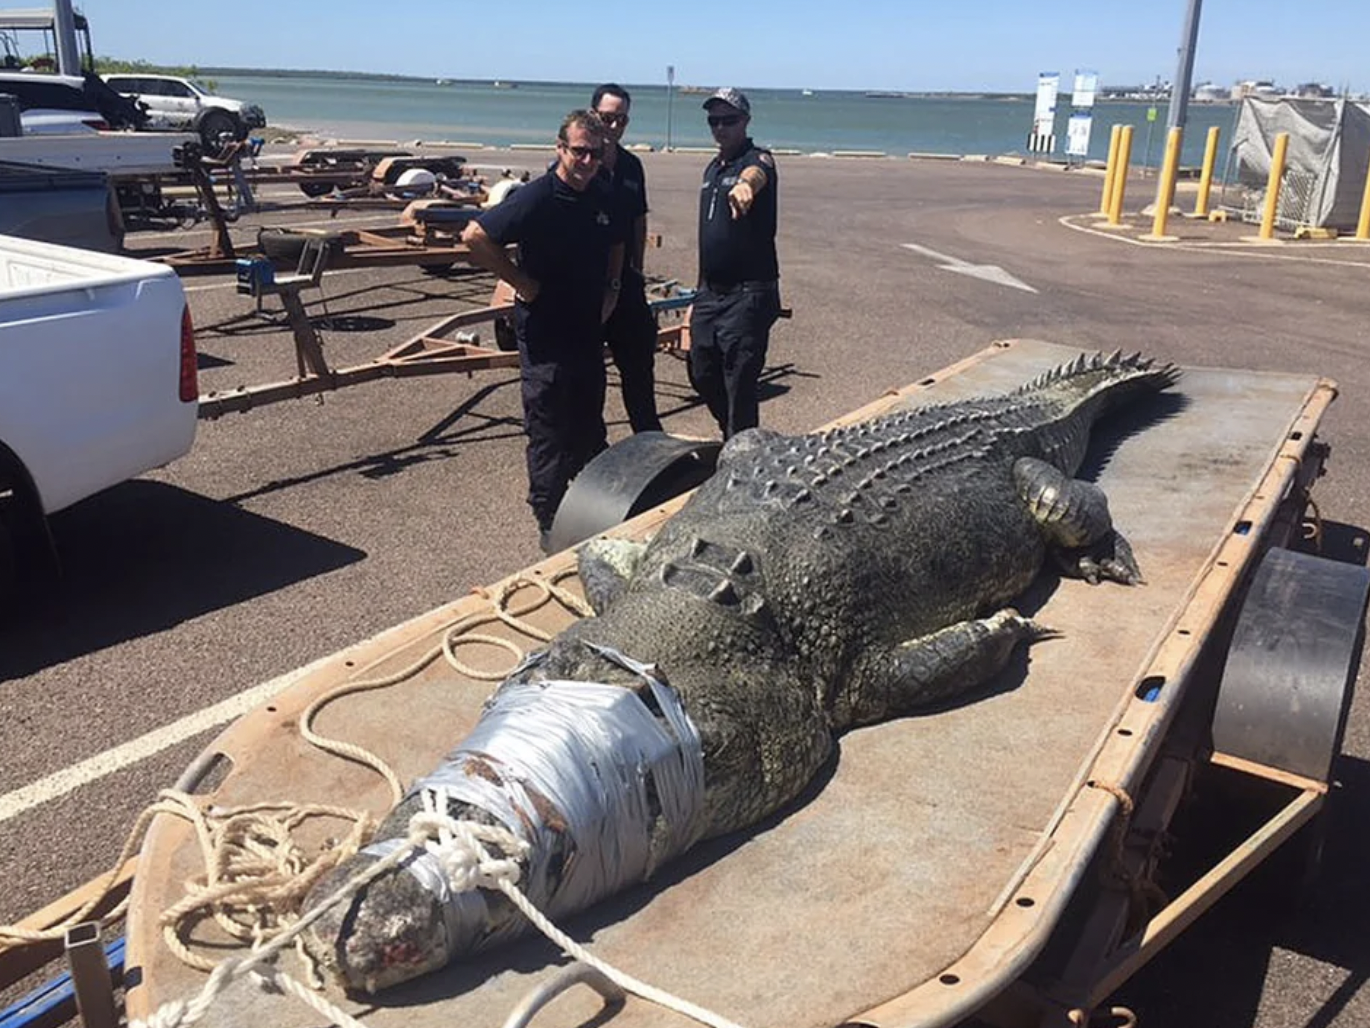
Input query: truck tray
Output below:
<box><xmin>124</xmin><ymin>339</ymin><xmax>1334</xmax><ymax>1028</ymax></box>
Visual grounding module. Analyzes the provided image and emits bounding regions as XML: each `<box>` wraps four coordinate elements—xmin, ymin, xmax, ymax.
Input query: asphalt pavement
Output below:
<box><xmin>2</xmin><ymin>149</ymin><xmax>1369</xmax><ymax>1026</ymax></box>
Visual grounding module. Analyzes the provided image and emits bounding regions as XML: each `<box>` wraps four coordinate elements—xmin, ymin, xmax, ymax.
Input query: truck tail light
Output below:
<box><xmin>82</xmin><ymin>118</ymin><xmax>111</xmax><ymax>131</ymax></box>
<box><xmin>179</xmin><ymin>305</ymin><xmax>199</xmax><ymax>403</ymax></box>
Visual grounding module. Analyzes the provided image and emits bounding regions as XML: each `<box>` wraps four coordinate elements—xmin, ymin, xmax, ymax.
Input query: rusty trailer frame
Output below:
<box><xmin>196</xmin><ymin>274</ymin><xmax>695</xmax><ymax>420</ymax></box>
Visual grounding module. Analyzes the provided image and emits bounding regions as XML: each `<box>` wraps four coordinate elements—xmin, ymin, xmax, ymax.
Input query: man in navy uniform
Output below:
<box><xmin>462</xmin><ymin>110</ymin><xmax>623</xmax><ymax>551</ymax></box>
<box><xmin>689</xmin><ymin>87</ymin><xmax>781</xmax><ymax>439</ymax></box>
<box><xmin>591</xmin><ymin>83</ymin><xmax>663</xmax><ymax>433</ymax></box>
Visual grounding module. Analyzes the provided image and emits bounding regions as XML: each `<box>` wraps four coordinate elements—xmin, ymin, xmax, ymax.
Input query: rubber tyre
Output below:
<box><xmin>494</xmin><ymin>316</ymin><xmax>518</xmax><ymax>352</ymax></box>
<box><xmin>0</xmin><ymin>512</ymin><xmax>15</xmax><ymax>622</ymax></box>
<box><xmin>297</xmin><ymin>180</ymin><xmax>335</xmax><ymax>197</ymax></box>
<box><xmin>197</xmin><ymin>109</ymin><xmax>242</xmax><ymax>151</ymax></box>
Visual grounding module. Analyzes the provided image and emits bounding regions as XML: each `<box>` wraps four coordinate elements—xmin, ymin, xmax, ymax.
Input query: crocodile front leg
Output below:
<box><xmin>843</xmin><ymin>609</ymin><xmax>1055</xmax><ymax>728</ymax></box>
<box><xmin>1013</xmin><ymin>456</ymin><xmax>1143</xmax><ymax>585</ymax></box>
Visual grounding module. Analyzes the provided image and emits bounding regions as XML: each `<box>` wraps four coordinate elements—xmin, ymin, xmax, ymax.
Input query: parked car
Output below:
<box><xmin>0</xmin><ymin>233</ymin><xmax>198</xmax><ymax>605</ymax></box>
<box><xmin>0</xmin><ymin>72</ymin><xmax>104</xmax><ymax>134</ymax></box>
<box><xmin>0</xmin><ymin>70</ymin><xmax>147</xmax><ymax>135</ymax></box>
<box><xmin>102</xmin><ymin>74</ymin><xmax>265</xmax><ymax>149</ymax></box>
<box><xmin>0</xmin><ymin>159</ymin><xmax>124</xmax><ymax>251</ymax></box>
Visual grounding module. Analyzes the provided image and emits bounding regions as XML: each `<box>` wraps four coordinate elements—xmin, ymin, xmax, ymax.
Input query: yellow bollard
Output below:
<box><xmin>1100</xmin><ymin>123</ymin><xmax>1123</xmax><ymax>215</ymax></box>
<box><xmin>1258</xmin><ymin>132</ymin><xmax>1289</xmax><ymax>241</ymax></box>
<box><xmin>1194</xmin><ymin>125</ymin><xmax>1220</xmax><ymax>218</ymax></box>
<box><xmin>1145</xmin><ymin>126</ymin><xmax>1184</xmax><ymax>240</ymax></box>
<box><xmin>1107</xmin><ymin>125</ymin><xmax>1134</xmax><ymax>226</ymax></box>
<box><xmin>1357</xmin><ymin>149</ymin><xmax>1370</xmax><ymax>240</ymax></box>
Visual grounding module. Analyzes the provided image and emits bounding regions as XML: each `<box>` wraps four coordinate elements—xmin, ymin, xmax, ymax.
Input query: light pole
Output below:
<box><xmin>1154</xmin><ymin>0</ymin><xmax>1203</xmax><ymax>215</ymax></box>
<box><xmin>666</xmin><ymin>65</ymin><xmax>675</xmax><ymax>152</ymax></box>
<box><xmin>53</xmin><ymin>0</ymin><xmax>81</xmax><ymax>75</ymax></box>
<box><xmin>1165</xmin><ymin>0</ymin><xmax>1203</xmax><ymax>132</ymax></box>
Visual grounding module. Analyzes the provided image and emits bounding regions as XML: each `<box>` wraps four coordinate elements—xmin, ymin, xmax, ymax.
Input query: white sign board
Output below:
<box><xmin>1066</xmin><ymin>111</ymin><xmax>1093</xmax><ymax>157</ymax></box>
<box><xmin>1028</xmin><ymin>72</ymin><xmax>1060</xmax><ymax>153</ymax></box>
<box><xmin>1072</xmin><ymin>70</ymin><xmax>1098</xmax><ymax>108</ymax></box>
<box><xmin>1033</xmin><ymin>73</ymin><xmax>1060</xmax><ymax>137</ymax></box>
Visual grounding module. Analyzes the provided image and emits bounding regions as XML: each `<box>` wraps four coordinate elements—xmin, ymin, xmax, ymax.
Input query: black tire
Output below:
<box><xmin>494</xmin><ymin>316</ymin><xmax>518</xmax><ymax>352</ymax></box>
<box><xmin>0</xmin><ymin>506</ymin><xmax>16</xmax><ymax>621</ymax></box>
<box><xmin>197</xmin><ymin>109</ymin><xmax>242</xmax><ymax>151</ymax></box>
<box><xmin>419</xmin><ymin>262</ymin><xmax>456</xmax><ymax>276</ymax></box>
<box><xmin>297</xmin><ymin>180</ymin><xmax>335</xmax><ymax>198</ymax></box>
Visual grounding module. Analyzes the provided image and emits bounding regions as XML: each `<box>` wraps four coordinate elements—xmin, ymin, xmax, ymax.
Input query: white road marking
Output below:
<box><xmin>0</xmin><ymin>663</ymin><xmax>319</xmax><ymax>824</ymax></box>
<box><xmin>901</xmin><ymin>242</ymin><xmax>1038</xmax><ymax>293</ymax></box>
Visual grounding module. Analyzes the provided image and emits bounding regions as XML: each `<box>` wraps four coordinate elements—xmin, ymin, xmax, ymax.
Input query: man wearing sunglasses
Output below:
<box><xmin>591</xmin><ymin>83</ymin><xmax>663</xmax><ymax>434</ymax></box>
<box><xmin>462</xmin><ymin>110</ymin><xmax>624</xmax><ymax>552</ymax></box>
<box><xmin>689</xmin><ymin>87</ymin><xmax>781</xmax><ymax>440</ymax></box>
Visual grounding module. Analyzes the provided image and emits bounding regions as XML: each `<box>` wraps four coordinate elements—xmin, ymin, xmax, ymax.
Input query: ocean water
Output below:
<box><xmin>214</xmin><ymin>74</ymin><xmax>1242</xmax><ymax>169</ymax></box>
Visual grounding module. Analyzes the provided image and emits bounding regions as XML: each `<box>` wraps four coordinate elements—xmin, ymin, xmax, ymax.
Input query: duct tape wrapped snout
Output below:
<box><xmin>364</xmin><ymin>645</ymin><xmax>707</xmax><ymax>956</ymax></box>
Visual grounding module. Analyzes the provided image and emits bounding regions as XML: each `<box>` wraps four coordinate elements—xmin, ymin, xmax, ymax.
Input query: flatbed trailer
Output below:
<box><xmin>25</xmin><ymin>339</ymin><xmax>1363</xmax><ymax>1028</ymax></box>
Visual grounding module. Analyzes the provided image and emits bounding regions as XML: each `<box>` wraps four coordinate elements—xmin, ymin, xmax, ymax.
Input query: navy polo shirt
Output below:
<box><xmin>599</xmin><ymin>144</ymin><xmax>648</xmax><ymax>248</ymax></box>
<box><xmin>477</xmin><ymin>169</ymin><xmax>617</xmax><ymax>333</ymax></box>
<box><xmin>698</xmin><ymin>140</ymin><xmax>779</xmax><ymax>286</ymax></box>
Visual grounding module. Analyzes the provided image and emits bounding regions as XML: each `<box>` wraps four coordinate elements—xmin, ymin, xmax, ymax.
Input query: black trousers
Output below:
<box><xmin>687</xmin><ymin>281</ymin><xmax>781</xmax><ymax>439</ymax></box>
<box><xmin>603</xmin><ymin>268</ymin><xmax>662</xmax><ymax>433</ymax></box>
<box><xmin>515</xmin><ymin>303</ymin><xmax>607</xmax><ymax>531</ymax></box>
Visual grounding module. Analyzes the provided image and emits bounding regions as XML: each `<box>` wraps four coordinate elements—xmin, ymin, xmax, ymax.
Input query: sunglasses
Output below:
<box><xmin>707</xmin><ymin>114</ymin><xmax>742</xmax><ymax>128</ymax></box>
<box><xmin>561</xmin><ymin>142</ymin><xmax>604</xmax><ymax>160</ymax></box>
<box><xmin>596</xmin><ymin>111</ymin><xmax>628</xmax><ymax>126</ymax></box>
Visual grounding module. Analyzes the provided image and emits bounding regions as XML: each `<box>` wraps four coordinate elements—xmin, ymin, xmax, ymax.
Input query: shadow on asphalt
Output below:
<box><xmin>1114</xmin><ymin>753</ymin><xmax>1370</xmax><ymax>1027</ymax></box>
<box><xmin>0</xmin><ymin>481</ymin><xmax>363</xmax><ymax>681</ymax></box>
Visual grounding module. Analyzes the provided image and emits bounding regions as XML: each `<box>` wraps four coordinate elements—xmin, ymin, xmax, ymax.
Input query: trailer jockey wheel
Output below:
<box><xmin>547</xmin><ymin>432</ymin><xmax>722</xmax><ymax>553</ymax></box>
<box><xmin>494</xmin><ymin>315</ymin><xmax>518</xmax><ymax>353</ymax></box>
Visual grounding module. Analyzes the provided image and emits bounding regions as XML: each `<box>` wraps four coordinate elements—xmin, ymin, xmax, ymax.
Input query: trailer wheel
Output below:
<box><xmin>547</xmin><ymin>432</ymin><xmax>721</xmax><ymax>552</ymax></box>
<box><xmin>297</xmin><ymin>180</ymin><xmax>335</xmax><ymax>197</ymax></box>
<box><xmin>1212</xmin><ymin>546</ymin><xmax>1370</xmax><ymax>783</ymax></box>
<box><xmin>494</xmin><ymin>316</ymin><xmax>517</xmax><ymax>352</ymax></box>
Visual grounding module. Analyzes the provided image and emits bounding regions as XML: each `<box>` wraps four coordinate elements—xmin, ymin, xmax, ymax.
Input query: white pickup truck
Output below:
<box><xmin>0</xmin><ymin>234</ymin><xmax>199</xmax><ymax>600</ymax></box>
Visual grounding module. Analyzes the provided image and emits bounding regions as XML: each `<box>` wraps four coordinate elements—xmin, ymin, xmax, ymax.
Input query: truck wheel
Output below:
<box><xmin>0</xmin><ymin>511</ymin><xmax>16</xmax><ymax>620</ymax></box>
<box><xmin>547</xmin><ymin>433</ymin><xmax>721</xmax><ymax>553</ymax></box>
<box><xmin>298</xmin><ymin>180</ymin><xmax>335</xmax><ymax>197</ymax></box>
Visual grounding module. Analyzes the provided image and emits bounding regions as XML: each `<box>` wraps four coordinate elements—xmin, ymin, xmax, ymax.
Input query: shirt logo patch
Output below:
<box><xmin>596</xmin><ymin>211</ymin><xmax>610</xmax><ymax>226</ymax></box>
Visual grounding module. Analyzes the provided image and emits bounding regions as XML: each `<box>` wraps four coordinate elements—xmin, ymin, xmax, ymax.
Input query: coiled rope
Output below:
<box><xmin>7</xmin><ymin>567</ymin><xmax>745</xmax><ymax>1028</ymax></box>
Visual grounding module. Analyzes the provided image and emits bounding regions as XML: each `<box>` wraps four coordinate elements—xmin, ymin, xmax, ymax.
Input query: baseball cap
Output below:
<box><xmin>702</xmin><ymin>87</ymin><xmax>750</xmax><ymax>115</ymax></box>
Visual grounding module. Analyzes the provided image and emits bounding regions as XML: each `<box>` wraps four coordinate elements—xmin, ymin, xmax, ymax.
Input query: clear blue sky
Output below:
<box><xmin>77</xmin><ymin>0</ymin><xmax>1369</xmax><ymax>95</ymax></box>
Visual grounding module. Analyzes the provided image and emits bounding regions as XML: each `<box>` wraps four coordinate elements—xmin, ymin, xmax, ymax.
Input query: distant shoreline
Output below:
<box><xmin>203</xmin><ymin>69</ymin><xmax>1249</xmax><ymax>106</ymax></box>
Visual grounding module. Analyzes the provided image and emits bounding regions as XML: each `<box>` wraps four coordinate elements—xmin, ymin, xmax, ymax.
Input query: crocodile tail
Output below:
<box><xmin>1015</xmin><ymin>350</ymin><xmax>1181</xmax><ymax>473</ymax></box>
<box><xmin>1017</xmin><ymin>349</ymin><xmax>1180</xmax><ymax>413</ymax></box>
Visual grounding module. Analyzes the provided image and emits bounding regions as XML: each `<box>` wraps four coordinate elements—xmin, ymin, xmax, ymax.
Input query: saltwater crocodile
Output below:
<box><xmin>301</xmin><ymin>350</ymin><xmax>1179</xmax><ymax>992</ymax></box>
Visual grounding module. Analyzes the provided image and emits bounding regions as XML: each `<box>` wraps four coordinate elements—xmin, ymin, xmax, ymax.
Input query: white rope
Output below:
<box><xmin>413</xmin><ymin>801</ymin><xmax>749</xmax><ymax>1028</ymax></box>
<box><xmin>125</xmin><ymin>567</ymin><xmax>744</xmax><ymax>1028</ymax></box>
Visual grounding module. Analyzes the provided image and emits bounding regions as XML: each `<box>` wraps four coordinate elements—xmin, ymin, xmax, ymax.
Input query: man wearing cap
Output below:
<box><xmin>689</xmin><ymin>87</ymin><xmax>781</xmax><ymax>440</ymax></box>
<box><xmin>591</xmin><ymin>82</ymin><xmax>663</xmax><ymax>434</ymax></box>
<box><xmin>461</xmin><ymin>110</ymin><xmax>623</xmax><ymax>552</ymax></box>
